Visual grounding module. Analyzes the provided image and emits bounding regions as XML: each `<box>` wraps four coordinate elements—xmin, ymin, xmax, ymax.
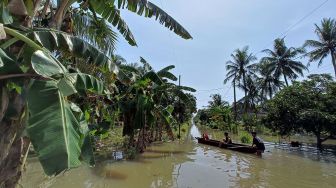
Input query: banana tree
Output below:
<box><xmin>0</xmin><ymin>21</ymin><xmax>116</xmax><ymax>188</ymax></box>
<box><xmin>117</xmin><ymin>58</ymin><xmax>195</xmax><ymax>150</ymax></box>
<box><xmin>6</xmin><ymin>0</ymin><xmax>192</xmax><ymax>48</ymax></box>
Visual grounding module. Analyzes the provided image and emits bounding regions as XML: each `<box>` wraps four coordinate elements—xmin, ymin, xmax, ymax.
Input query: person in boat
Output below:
<box><xmin>251</xmin><ymin>132</ymin><xmax>265</xmax><ymax>156</ymax></box>
<box><xmin>202</xmin><ymin>132</ymin><xmax>209</xmax><ymax>140</ymax></box>
<box><xmin>223</xmin><ymin>132</ymin><xmax>232</xmax><ymax>144</ymax></box>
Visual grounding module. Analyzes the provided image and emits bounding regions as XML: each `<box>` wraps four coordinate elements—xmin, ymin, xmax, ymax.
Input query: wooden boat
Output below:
<box><xmin>195</xmin><ymin>137</ymin><xmax>257</xmax><ymax>154</ymax></box>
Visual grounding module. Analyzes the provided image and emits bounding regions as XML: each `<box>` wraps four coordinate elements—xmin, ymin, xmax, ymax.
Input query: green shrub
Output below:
<box><xmin>240</xmin><ymin>132</ymin><xmax>252</xmax><ymax>144</ymax></box>
<box><xmin>124</xmin><ymin>146</ymin><xmax>137</xmax><ymax>160</ymax></box>
<box><xmin>242</xmin><ymin>115</ymin><xmax>259</xmax><ymax>132</ymax></box>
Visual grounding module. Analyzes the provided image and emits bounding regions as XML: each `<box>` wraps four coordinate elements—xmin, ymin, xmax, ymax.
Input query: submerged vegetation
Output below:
<box><xmin>0</xmin><ymin>0</ymin><xmax>195</xmax><ymax>187</ymax></box>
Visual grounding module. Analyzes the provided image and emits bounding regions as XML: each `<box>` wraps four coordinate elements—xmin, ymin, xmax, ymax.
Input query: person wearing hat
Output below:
<box><xmin>251</xmin><ymin>131</ymin><xmax>265</xmax><ymax>156</ymax></box>
<box><xmin>223</xmin><ymin>132</ymin><xmax>232</xmax><ymax>144</ymax></box>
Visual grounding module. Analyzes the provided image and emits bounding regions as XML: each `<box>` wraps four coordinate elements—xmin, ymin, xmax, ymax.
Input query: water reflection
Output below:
<box><xmin>21</xmin><ymin>124</ymin><xmax>336</xmax><ymax>188</ymax></box>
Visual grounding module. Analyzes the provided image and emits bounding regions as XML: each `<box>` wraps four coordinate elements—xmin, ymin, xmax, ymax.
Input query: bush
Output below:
<box><xmin>240</xmin><ymin>132</ymin><xmax>252</xmax><ymax>144</ymax></box>
<box><xmin>124</xmin><ymin>146</ymin><xmax>137</xmax><ymax>160</ymax></box>
<box><xmin>242</xmin><ymin>115</ymin><xmax>259</xmax><ymax>132</ymax></box>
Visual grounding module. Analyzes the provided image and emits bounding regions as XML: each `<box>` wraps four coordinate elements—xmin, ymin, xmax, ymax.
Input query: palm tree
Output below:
<box><xmin>256</xmin><ymin>62</ymin><xmax>284</xmax><ymax>100</ymax></box>
<box><xmin>224</xmin><ymin>72</ymin><xmax>238</xmax><ymax>121</ymax></box>
<box><xmin>261</xmin><ymin>38</ymin><xmax>307</xmax><ymax>87</ymax></box>
<box><xmin>304</xmin><ymin>18</ymin><xmax>336</xmax><ymax>77</ymax></box>
<box><xmin>237</xmin><ymin>76</ymin><xmax>260</xmax><ymax>117</ymax></box>
<box><xmin>208</xmin><ymin>94</ymin><xmax>229</xmax><ymax>108</ymax></box>
<box><xmin>224</xmin><ymin>46</ymin><xmax>256</xmax><ymax>116</ymax></box>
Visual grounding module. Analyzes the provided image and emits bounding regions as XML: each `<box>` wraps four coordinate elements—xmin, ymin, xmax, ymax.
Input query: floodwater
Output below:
<box><xmin>22</xmin><ymin>124</ymin><xmax>336</xmax><ymax>188</ymax></box>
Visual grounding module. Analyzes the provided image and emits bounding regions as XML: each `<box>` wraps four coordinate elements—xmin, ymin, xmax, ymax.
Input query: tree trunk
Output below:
<box><xmin>49</xmin><ymin>0</ymin><xmax>70</xmax><ymax>29</ymax></box>
<box><xmin>269</xmin><ymin>82</ymin><xmax>272</xmax><ymax>99</ymax></box>
<box><xmin>331</xmin><ymin>50</ymin><xmax>336</xmax><ymax>78</ymax></box>
<box><xmin>23</xmin><ymin>0</ymin><xmax>42</xmax><ymax>27</ymax></box>
<box><xmin>0</xmin><ymin>90</ymin><xmax>28</xmax><ymax>188</ymax></box>
<box><xmin>242</xmin><ymin>72</ymin><xmax>248</xmax><ymax>113</ymax></box>
<box><xmin>0</xmin><ymin>137</ymin><xmax>30</xmax><ymax>188</ymax></box>
<box><xmin>284</xmin><ymin>75</ymin><xmax>289</xmax><ymax>87</ymax></box>
<box><xmin>233</xmin><ymin>80</ymin><xmax>237</xmax><ymax>121</ymax></box>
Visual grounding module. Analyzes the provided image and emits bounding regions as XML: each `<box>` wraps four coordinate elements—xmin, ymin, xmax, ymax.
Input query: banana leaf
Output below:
<box><xmin>27</xmin><ymin>80</ymin><xmax>83</xmax><ymax>175</ymax></box>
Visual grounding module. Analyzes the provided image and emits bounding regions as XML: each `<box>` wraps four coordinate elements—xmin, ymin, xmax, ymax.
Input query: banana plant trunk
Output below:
<box><xmin>0</xmin><ymin>89</ymin><xmax>29</xmax><ymax>188</ymax></box>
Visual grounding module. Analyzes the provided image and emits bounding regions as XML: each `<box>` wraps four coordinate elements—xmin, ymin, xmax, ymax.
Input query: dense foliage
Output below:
<box><xmin>194</xmin><ymin>94</ymin><xmax>232</xmax><ymax>130</ymax></box>
<box><xmin>0</xmin><ymin>0</ymin><xmax>193</xmax><ymax>187</ymax></box>
<box><xmin>263</xmin><ymin>74</ymin><xmax>336</xmax><ymax>148</ymax></box>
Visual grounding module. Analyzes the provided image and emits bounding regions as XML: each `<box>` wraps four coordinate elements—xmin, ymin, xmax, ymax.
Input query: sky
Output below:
<box><xmin>115</xmin><ymin>0</ymin><xmax>336</xmax><ymax>109</ymax></box>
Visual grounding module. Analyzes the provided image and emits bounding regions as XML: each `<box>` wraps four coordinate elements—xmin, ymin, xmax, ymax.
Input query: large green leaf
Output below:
<box><xmin>0</xmin><ymin>49</ymin><xmax>22</xmax><ymax>74</ymax></box>
<box><xmin>68</xmin><ymin>73</ymin><xmax>104</xmax><ymax>95</ymax></box>
<box><xmin>31</xmin><ymin>50</ymin><xmax>67</xmax><ymax>79</ymax></box>
<box><xmin>176</xmin><ymin>85</ymin><xmax>196</xmax><ymax>92</ymax></box>
<box><xmin>30</xmin><ymin>29</ymin><xmax>118</xmax><ymax>73</ymax></box>
<box><xmin>58</xmin><ymin>73</ymin><xmax>105</xmax><ymax>96</ymax></box>
<box><xmin>70</xmin><ymin>102</ymin><xmax>95</xmax><ymax>166</ymax></box>
<box><xmin>27</xmin><ymin>80</ymin><xmax>82</xmax><ymax>175</ymax></box>
<box><xmin>90</xmin><ymin>0</ymin><xmax>192</xmax><ymax>42</ymax></box>
<box><xmin>157</xmin><ymin>70</ymin><xmax>177</xmax><ymax>81</ymax></box>
<box><xmin>0</xmin><ymin>1</ymin><xmax>13</xmax><ymax>24</ymax></box>
<box><xmin>157</xmin><ymin>105</ymin><xmax>177</xmax><ymax>126</ymax></box>
<box><xmin>142</xmin><ymin>71</ymin><xmax>163</xmax><ymax>85</ymax></box>
<box><xmin>89</xmin><ymin>0</ymin><xmax>137</xmax><ymax>46</ymax></box>
<box><xmin>116</xmin><ymin>0</ymin><xmax>192</xmax><ymax>39</ymax></box>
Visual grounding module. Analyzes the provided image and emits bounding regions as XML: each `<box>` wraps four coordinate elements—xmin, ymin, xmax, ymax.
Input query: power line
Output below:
<box><xmin>254</xmin><ymin>0</ymin><xmax>329</xmax><ymax>56</ymax></box>
<box><xmin>279</xmin><ymin>0</ymin><xmax>329</xmax><ymax>39</ymax></box>
<box><xmin>197</xmin><ymin>0</ymin><xmax>330</xmax><ymax>93</ymax></box>
<box><xmin>197</xmin><ymin>87</ymin><xmax>226</xmax><ymax>93</ymax></box>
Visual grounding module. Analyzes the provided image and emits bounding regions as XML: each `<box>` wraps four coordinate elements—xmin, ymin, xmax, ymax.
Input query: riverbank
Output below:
<box><xmin>196</xmin><ymin>123</ymin><xmax>336</xmax><ymax>147</ymax></box>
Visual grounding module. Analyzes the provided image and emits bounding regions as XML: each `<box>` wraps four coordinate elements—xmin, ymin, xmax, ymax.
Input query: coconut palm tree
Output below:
<box><xmin>224</xmin><ymin>72</ymin><xmax>238</xmax><ymax>121</ymax></box>
<box><xmin>304</xmin><ymin>18</ymin><xmax>336</xmax><ymax>77</ymax></box>
<box><xmin>237</xmin><ymin>75</ymin><xmax>261</xmax><ymax>116</ymax></box>
<box><xmin>208</xmin><ymin>94</ymin><xmax>229</xmax><ymax>108</ymax></box>
<box><xmin>261</xmin><ymin>38</ymin><xmax>307</xmax><ymax>87</ymax></box>
<box><xmin>256</xmin><ymin>62</ymin><xmax>284</xmax><ymax>100</ymax></box>
<box><xmin>224</xmin><ymin>46</ymin><xmax>256</xmax><ymax>116</ymax></box>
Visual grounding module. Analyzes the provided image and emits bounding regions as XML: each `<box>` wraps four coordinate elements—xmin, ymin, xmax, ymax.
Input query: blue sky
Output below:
<box><xmin>115</xmin><ymin>0</ymin><xmax>336</xmax><ymax>109</ymax></box>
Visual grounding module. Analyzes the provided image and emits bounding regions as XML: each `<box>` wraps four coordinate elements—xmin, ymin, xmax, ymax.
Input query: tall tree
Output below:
<box><xmin>208</xmin><ymin>94</ymin><xmax>229</xmax><ymax>108</ymax></box>
<box><xmin>237</xmin><ymin>76</ymin><xmax>260</xmax><ymax>116</ymax></box>
<box><xmin>225</xmin><ymin>46</ymin><xmax>256</xmax><ymax>115</ymax></box>
<box><xmin>304</xmin><ymin>18</ymin><xmax>336</xmax><ymax>77</ymax></box>
<box><xmin>256</xmin><ymin>62</ymin><xmax>284</xmax><ymax>100</ymax></box>
<box><xmin>261</xmin><ymin>38</ymin><xmax>307</xmax><ymax>87</ymax></box>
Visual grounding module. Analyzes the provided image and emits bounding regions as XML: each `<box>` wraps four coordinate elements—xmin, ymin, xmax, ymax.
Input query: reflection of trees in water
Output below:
<box><xmin>92</xmin><ymin>141</ymin><xmax>195</xmax><ymax>187</ymax></box>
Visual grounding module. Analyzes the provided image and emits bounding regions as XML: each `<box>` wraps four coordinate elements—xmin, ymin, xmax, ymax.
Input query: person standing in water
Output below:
<box><xmin>223</xmin><ymin>132</ymin><xmax>232</xmax><ymax>144</ymax></box>
<box><xmin>251</xmin><ymin>132</ymin><xmax>265</xmax><ymax>156</ymax></box>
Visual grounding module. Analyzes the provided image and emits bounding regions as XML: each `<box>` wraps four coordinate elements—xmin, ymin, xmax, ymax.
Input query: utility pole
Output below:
<box><xmin>178</xmin><ymin>75</ymin><xmax>181</xmax><ymax>140</ymax></box>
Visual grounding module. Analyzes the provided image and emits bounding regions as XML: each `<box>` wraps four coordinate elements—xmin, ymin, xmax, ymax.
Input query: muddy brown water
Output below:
<box><xmin>21</xmin><ymin>124</ymin><xmax>336</xmax><ymax>188</ymax></box>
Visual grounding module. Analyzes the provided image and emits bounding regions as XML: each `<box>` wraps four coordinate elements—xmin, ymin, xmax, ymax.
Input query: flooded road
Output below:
<box><xmin>22</xmin><ymin>124</ymin><xmax>336</xmax><ymax>188</ymax></box>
